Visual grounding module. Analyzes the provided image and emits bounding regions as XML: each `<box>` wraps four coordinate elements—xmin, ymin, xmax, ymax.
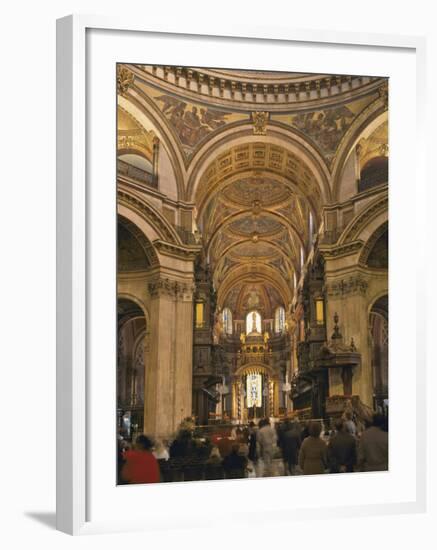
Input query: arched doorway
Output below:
<box><xmin>369</xmin><ymin>295</ymin><xmax>388</xmax><ymax>410</ymax></box>
<box><xmin>117</xmin><ymin>298</ymin><xmax>147</xmax><ymax>440</ymax></box>
<box><xmin>117</xmin><ymin>214</ymin><xmax>153</xmax><ymax>439</ymax></box>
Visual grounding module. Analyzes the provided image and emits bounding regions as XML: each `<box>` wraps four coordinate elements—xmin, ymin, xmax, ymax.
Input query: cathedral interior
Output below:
<box><xmin>116</xmin><ymin>64</ymin><xmax>388</xmax><ymax>446</ymax></box>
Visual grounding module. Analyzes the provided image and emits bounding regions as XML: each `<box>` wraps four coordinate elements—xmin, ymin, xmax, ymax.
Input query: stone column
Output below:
<box><xmin>144</xmin><ymin>276</ymin><xmax>194</xmax><ymax>438</ymax></box>
<box><xmin>173</xmin><ymin>282</ymin><xmax>194</xmax><ymax>429</ymax></box>
<box><xmin>144</xmin><ymin>278</ymin><xmax>176</xmax><ymax>437</ymax></box>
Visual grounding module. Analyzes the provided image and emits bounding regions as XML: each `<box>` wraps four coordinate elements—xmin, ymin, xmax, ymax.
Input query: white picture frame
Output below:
<box><xmin>56</xmin><ymin>14</ymin><xmax>427</xmax><ymax>535</ymax></box>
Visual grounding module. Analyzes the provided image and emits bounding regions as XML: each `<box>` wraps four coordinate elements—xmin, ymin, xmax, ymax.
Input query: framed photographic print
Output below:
<box><xmin>56</xmin><ymin>15</ymin><xmax>427</xmax><ymax>535</ymax></box>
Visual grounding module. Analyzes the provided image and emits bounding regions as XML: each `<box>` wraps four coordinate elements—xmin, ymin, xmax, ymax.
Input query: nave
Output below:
<box><xmin>116</xmin><ymin>63</ymin><xmax>389</xmax><ymax>483</ymax></box>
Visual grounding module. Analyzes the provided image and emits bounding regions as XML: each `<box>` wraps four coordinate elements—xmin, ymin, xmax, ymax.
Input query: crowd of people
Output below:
<box><xmin>117</xmin><ymin>411</ymin><xmax>388</xmax><ymax>484</ymax></box>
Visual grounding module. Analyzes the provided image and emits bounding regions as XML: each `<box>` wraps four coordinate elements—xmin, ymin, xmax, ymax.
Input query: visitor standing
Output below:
<box><xmin>121</xmin><ymin>435</ymin><xmax>160</xmax><ymax>484</ymax></box>
<box><xmin>298</xmin><ymin>421</ymin><xmax>328</xmax><ymax>475</ymax></box>
<box><xmin>357</xmin><ymin>413</ymin><xmax>388</xmax><ymax>471</ymax></box>
<box><xmin>282</xmin><ymin>421</ymin><xmax>302</xmax><ymax>475</ymax></box>
<box><xmin>257</xmin><ymin>418</ymin><xmax>277</xmax><ymax>477</ymax></box>
<box><xmin>328</xmin><ymin>420</ymin><xmax>357</xmax><ymax>473</ymax></box>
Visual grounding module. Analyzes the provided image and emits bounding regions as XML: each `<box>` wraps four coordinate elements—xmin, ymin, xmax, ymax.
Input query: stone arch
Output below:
<box><xmin>368</xmin><ymin>293</ymin><xmax>389</xmax><ymax>408</ymax></box>
<box><xmin>118</xmin><ymin>189</ymin><xmax>182</xmax><ymax>246</ymax></box>
<box><xmin>359</xmin><ymin>221</ymin><xmax>388</xmax><ymax>268</ymax></box>
<box><xmin>332</xmin><ymin>102</ymin><xmax>388</xmax><ymax>202</ymax></box>
<box><xmin>338</xmin><ymin>193</ymin><xmax>388</xmax><ymax>245</ymax></box>
<box><xmin>367</xmin><ymin>291</ymin><xmax>389</xmax><ymax>319</ymax></box>
<box><xmin>234</xmin><ymin>363</ymin><xmax>275</xmax><ymax>379</ymax></box>
<box><xmin>117</xmin><ymin>293</ymin><xmax>150</xmax><ymax>327</ymax></box>
<box><xmin>186</xmin><ymin>124</ymin><xmax>332</xmax><ymax>208</ymax></box>
<box><xmin>118</xmin><ymin>92</ymin><xmax>185</xmax><ymax>201</ymax></box>
<box><xmin>118</xmin><ymin>215</ymin><xmax>160</xmax><ymax>268</ymax></box>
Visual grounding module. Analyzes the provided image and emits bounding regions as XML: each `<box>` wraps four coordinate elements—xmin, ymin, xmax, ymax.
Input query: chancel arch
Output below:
<box><xmin>187</xmin><ymin>125</ymin><xmax>332</xmax><ymax>208</ymax></box>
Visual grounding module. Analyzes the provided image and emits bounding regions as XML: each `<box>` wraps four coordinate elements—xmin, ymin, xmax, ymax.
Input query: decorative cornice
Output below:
<box><xmin>325</xmin><ymin>274</ymin><xmax>368</xmax><ymax>297</ymax></box>
<box><xmin>129</xmin><ymin>64</ymin><xmax>384</xmax><ymax>111</ymax></box>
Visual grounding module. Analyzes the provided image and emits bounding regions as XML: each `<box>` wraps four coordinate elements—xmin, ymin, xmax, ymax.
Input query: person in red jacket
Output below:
<box><xmin>121</xmin><ymin>435</ymin><xmax>160</xmax><ymax>484</ymax></box>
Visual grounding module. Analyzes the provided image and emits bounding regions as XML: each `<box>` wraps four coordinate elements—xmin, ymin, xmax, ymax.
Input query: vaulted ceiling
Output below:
<box><xmin>118</xmin><ymin>64</ymin><xmax>388</xmax><ymax>319</ymax></box>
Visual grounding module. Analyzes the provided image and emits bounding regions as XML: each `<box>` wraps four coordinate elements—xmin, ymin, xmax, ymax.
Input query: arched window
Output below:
<box><xmin>222</xmin><ymin>307</ymin><xmax>233</xmax><ymax>335</ymax></box>
<box><xmin>275</xmin><ymin>306</ymin><xmax>285</xmax><ymax>333</ymax></box>
<box><xmin>246</xmin><ymin>310</ymin><xmax>262</xmax><ymax>334</ymax></box>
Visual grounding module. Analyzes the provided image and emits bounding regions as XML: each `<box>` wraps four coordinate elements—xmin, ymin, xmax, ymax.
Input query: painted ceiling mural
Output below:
<box><xmin>272</xmin><ymin>93</ymin><xmax>379</xmax><ymax>164</ymax></box>
<box><xmin>128</xmin><ymin>65</ymin><xmax>383</xmax><ymax>170</ymax></box>
<box><xmin>133</xmin><ymin>80</ymin><xmax>248</xmax><ymax>161</ymax></box>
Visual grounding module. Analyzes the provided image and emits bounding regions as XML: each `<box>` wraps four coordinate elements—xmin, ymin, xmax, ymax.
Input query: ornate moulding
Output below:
<box><xmin>130</xmin><ymin>64</ymin><xmax>384</xmax><ymax>111</ymax></box>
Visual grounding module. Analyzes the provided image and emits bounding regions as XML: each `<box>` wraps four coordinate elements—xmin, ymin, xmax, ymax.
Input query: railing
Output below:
<box><xmin>117</xmin><ymin>159</ymin><xmax>158</xmax><ymax>189</ymax></box>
